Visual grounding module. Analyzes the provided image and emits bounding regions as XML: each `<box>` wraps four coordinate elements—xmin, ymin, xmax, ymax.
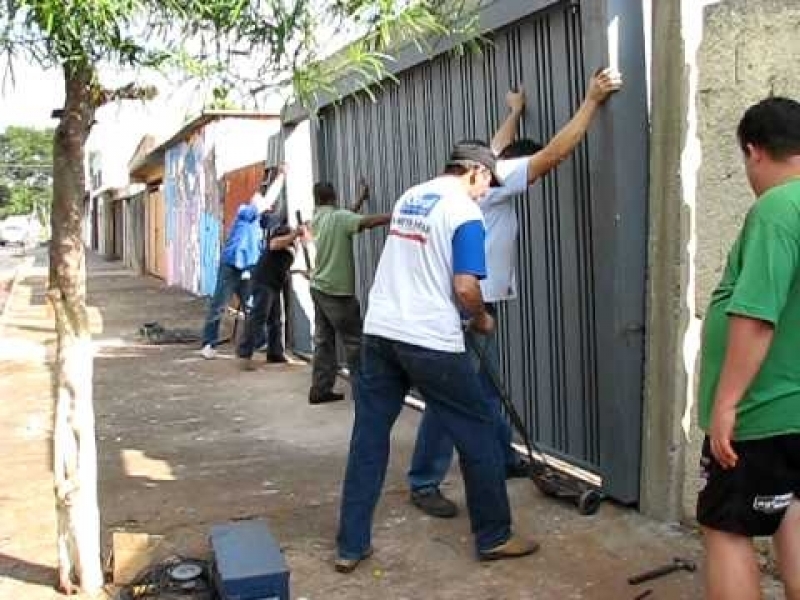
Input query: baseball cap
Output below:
<box><xmin>447</xmin><ymin>140</ymin><xmax>503</xmax><ymax>187</ymax></box>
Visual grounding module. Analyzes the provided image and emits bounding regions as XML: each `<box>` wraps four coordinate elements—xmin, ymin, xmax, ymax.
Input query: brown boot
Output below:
<box><xmin>479</xmin><ymin>535</ymin><xmax>540</xmax><ymax>561</ymax></box>
<box><xmin>334</xmin><ymin>546</ymin><xmax>374</xmax><ymax>574</ymax></box>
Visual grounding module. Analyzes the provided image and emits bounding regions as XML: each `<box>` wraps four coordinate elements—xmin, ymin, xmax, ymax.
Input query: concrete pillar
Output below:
<box><xmin>639</xmin><ymin>0</ymin><xmax>691</xmax><ymax>522</ymax></box>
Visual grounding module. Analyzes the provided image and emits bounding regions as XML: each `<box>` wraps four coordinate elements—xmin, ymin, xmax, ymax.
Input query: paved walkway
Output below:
<box><xmin>0</xmin><ymin>250</ymin><xmax>783</xmax><ymax>599</ymax></box>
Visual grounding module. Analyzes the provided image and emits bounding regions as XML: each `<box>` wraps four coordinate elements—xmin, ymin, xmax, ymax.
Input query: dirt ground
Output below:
<box><xmin>0</xmin><ymin>250</ymin><xmax>785</xmax><ymax>599</ymax></box>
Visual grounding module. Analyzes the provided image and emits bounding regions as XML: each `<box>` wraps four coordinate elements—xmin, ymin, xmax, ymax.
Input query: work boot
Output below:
<box><xmin>410</xmin><ymin>489</ymin><xmax>458</xmax><ymax>518</ymax></box>
<box><xmin>334</xmin><ymin>546</ymin><xmax>374</xmax><ymax>574</ymax></box>
<box><xmin>309</xmin><ymin>390</ymin><xmax>345</xmax><ymax>405</ymax></box>
<box><xmin>238</xmin><ymin>357</ymin><xmax>257</xmax><ymax>372</ymax></box>
<box><xmin>479</xmin><ymin>534</ymin><xmax>540</xmax><ymax>561</ymax></box>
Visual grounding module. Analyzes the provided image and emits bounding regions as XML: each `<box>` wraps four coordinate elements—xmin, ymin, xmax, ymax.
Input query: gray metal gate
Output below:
<box><xmin>312</xmin><ymin>0</ymin><xmax>648</xmax><ymax>504</ymax></box>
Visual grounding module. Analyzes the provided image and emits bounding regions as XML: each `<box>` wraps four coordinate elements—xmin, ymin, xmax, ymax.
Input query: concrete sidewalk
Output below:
<box><xmin>0</xmin><ymin>250</ymin><xmax>781</xmax><ymax>599</ymax></box>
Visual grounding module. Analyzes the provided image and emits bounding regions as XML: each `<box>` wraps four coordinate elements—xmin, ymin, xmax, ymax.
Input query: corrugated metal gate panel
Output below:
<box><xmin>315</xmin><ymin>0</ymin><xmax>647</xmax><ymax>501</ymax></box>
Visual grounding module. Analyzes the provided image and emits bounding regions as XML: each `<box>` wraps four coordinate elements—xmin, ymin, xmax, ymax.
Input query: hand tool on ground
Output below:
<box><xmin>463</xmin><ymin>326</ymin><xmax>604</xmax><ymax>515</ymax></box>
<box><xmin>627</xmin><ymin>557</ymin><xmax>697</xmax><ymax>585</ymax></box>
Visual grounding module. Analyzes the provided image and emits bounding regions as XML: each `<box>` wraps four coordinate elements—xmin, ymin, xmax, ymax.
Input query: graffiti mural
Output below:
<box><xmin>163</xmin><ymin>128</ymin><xmax>223</xmax><ymax>296</ymax></box>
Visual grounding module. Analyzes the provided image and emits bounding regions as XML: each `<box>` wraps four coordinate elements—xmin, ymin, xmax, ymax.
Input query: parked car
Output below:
<box><xmin>0</xmin><ymin>216</ymin><xmax>34</xmax><ymax>247</ymax></box>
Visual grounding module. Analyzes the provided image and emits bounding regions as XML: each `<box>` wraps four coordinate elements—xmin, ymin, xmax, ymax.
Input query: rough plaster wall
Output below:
<box><xmin>683</xmin><ymin>0</ymin><xmax>800</xmax><ymax>519</ymax></box>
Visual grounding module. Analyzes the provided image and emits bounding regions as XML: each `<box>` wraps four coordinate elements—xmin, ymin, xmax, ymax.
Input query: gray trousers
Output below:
<box><xmin>310</xmin><ymin>288</ymin><xmax>363</xmax><ymax>395</ymax></box>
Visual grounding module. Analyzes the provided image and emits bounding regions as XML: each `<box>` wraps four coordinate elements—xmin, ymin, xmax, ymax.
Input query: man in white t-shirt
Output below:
<box><xmin>335</xmin><ymin>141</ymin><xmax>538</xmax><ymax>573</ymax></box>
<box><xmin>408</xmin><ymin>68</ymin><xmax>623</xmax><ymax>519</ymax></box>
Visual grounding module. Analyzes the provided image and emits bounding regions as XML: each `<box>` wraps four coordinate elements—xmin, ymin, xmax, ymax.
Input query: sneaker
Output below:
<box><xmin>334</xmin><ymin>547</ymin><xmax>374</xmax><ymax>574</ymax></box>
<box><xmin>479</xmin><ymin>534</ymin><xmax>540</xmax><ymax>561</ymax></box>
<box><xmin>506</xmin><ymin>460</ymin><xmax>534</xmax><ymax>480</ymax></box>
<box><xmin>410</xmin><ymin>489</ymin><xmax>458</xmax><ymax>519</ymax></box>
<box><xmin>238</xmin><ymin>357</ymin><xmax>257</xmax><ymax>371</ymax></box>
<box><xmin>200</xmin><ymin>344</ymin><xmax>216</xmax><ymax>360</ymax></box>
<box><xmin>256</xmin><ymin>342</ymin><xmax>269</xmax><ymax>353</ymax></box>
<box><xmin>309</xmin><ymin>391</ymin><xmax>345</xmax><ymax>405</ymax></box>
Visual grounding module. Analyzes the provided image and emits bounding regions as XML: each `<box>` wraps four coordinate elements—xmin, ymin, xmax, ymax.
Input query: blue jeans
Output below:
<box><xmin>408</xmin><ymin>327</ymin><xmax>518</xmax><ymax>493</ymax></box>
<box><xmin>201</xmin><ymin>262</ymin><xmax>265</xmax><ymax>348</ymax></box>
<box><xmin>337</xmin><ymin>335</ymin><xmax>511</xmax><ymax>559</ymax></box>
<box><xmin>237</xmin><ymin>282</ymin><xmax>284</xmax><ymax>359</ymax></box>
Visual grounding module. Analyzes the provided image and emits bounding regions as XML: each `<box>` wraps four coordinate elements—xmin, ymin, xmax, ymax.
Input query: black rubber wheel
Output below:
<box><xmin>533</xmin><ymin>477</ymin><xmax>560</xmax><ymax>498</ymax></box>
<box><xmin>577</xmin><ymin>489</ymin><xmax>603</xmax><ymax>515</ymax></box>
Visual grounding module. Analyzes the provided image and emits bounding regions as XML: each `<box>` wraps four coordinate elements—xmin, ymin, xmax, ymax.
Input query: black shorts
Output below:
<box><xmin>697</xmin><ymin>434</ymin><xmax>800</xmax><ymax>537</ymax></box>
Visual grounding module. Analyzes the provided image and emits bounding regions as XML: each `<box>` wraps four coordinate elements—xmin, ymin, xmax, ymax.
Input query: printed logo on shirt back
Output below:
<box><xmin>399</xmin><ymin>193</ymin><xmax>441</xmax><ymax>216</ymax></box>
<box><xmin>390</xmin><ymin>193</ymin><xmax>441</xmax><ymax>244</ymax></box>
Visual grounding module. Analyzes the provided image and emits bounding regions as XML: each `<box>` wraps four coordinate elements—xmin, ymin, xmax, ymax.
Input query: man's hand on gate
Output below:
<box><xmin>506</xmin><ymin>89</ymin><xmax>526</xmax><ymax>114</ymax></box>
<box><xmin>587</xmin><ymin>67</ymin><xmax>623</xmax><ymax>105</ymax></box>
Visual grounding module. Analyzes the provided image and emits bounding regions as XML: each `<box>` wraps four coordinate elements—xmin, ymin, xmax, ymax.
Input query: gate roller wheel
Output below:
<box><xmin>578</xmin><ymin>490</ymin><xmax>603</xmax><ymax>516</ymax></box>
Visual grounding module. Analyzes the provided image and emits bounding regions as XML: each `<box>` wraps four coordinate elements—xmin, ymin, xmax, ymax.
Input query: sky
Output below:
<box><xmin>0</xmin><ymin>62</ymin><xmax>64</xmax><ymax>131</ymax></box>
<box><xmin>0</xmin><ymin>58</ymin><xmax>286</xmax><ymax>189</ymax></box>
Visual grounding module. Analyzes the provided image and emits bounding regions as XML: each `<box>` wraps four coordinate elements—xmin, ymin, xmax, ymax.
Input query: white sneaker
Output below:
<box><xmin>200</xmin><ymin>344</ymin><xmax>216</xmax><ymax>360</ymax></box>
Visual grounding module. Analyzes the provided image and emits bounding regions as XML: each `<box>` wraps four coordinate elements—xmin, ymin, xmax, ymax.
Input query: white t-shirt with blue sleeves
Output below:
<box><xmin>364</xmin><ymin>176</ymin><xmax>486</xmax><ymax>353</ymax></box>
<box><xmin>479</xmin><ymin>157</ymin><xmax>530</xmax><ymax>302</ymax></box>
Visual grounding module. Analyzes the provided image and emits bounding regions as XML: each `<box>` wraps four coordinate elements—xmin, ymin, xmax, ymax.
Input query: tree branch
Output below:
<box><xmin>94</xmin><ymin>82</ymin><xmax>158</xmax><ymax>107</ymax></box>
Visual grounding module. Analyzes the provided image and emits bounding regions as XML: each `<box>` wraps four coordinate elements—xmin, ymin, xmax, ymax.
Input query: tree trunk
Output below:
<box><xmin>50</xmin><ymin>65</ymin><xmax>103</xmax><ymax>596</ymax></box>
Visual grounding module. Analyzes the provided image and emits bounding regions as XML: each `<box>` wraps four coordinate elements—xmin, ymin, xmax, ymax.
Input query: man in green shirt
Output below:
<box><xmin>697</xmin><ymin>97</ymin><xmax>800</xmax><ymax>600</ymax></box>
<box><xmin>309</xmin><ymin>182</ymin><xmax>390</xmax><ymax>404</ymax></box>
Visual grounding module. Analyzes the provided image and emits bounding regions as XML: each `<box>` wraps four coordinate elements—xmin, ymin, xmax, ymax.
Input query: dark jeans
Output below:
<box><xmin>237</xmin><ymin>282</ymin><xmax>284</xmax><ymax>359</ymax></box>
<box><xmin>337</xmin><ymin>335</ymin><xmax>512</xmax><ymax>559</ymax></box>
<box><xmin>201</xmin><ymin>263</ymin><xmax>261</xmax><ymax>347</ymax></box>
<box><xmin>408</xmin><ymin>326</ymin><xmax>519</xmax><ymax>492</ymax></box>
<box><xmin>310</xmin><ymin>288</ymin><xmax>362</xmax><ymax>395</ymax></box>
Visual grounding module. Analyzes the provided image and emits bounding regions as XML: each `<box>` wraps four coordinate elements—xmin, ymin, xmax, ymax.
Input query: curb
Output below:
<box><xmin>0</xmin><ymin>255</ymin><xmax>35</xmax><ymax>331</ymax></box>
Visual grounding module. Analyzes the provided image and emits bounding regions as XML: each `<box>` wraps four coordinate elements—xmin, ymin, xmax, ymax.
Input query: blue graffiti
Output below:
<box><xmin>200</xmin><ymin>211</ymin><xmax>221</xmax><ymax>296</ymax></box>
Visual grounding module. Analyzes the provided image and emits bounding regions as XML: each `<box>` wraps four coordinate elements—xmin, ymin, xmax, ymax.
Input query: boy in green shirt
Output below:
<box><xmin>698</xmin><ymin>97</ymin><xmax>800</xmax><ymax>600</ymax></box>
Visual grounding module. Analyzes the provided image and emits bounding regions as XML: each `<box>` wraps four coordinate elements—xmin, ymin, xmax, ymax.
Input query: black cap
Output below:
<box><xmin>447</xmin><ymin>140</ymin><xmax>502</xmax><ymax>187</ymax></box>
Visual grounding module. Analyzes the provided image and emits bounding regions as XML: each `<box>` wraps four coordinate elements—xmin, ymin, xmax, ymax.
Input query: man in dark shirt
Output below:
<box><xmin>237</xmin><ymin>221</ymin><xmax>308</xmax><ymax>370</ymax></box>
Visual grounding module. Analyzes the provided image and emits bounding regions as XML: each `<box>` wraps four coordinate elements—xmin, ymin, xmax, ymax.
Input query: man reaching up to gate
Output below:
<box><xmin>408</xmin><ymin>68</ymin><xmax>623</xmax><ymax>519</ymax></box>
<box><xmin>308</xmin><ymin>181</ymin><xmax>390</xmax><ymax>404</ymax></box>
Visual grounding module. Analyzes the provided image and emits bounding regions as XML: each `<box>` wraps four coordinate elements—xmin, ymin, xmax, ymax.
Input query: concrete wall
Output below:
<box><xmin>283</xmin><ymin>120</ymin><xmax>315</xmax><ymax>356</ymax></box>
<box><xmin>643</xmin><ymin>0</ymin><xmax>800</xmax><ymax>523</ymax></box>
<box><xmin>686</xmin><ymin>0</ymin><xmax>800</xmax><ymax>519</ymax></box>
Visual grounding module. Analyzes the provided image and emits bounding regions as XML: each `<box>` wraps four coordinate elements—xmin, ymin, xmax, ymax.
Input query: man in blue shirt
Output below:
<box><xmin>408</xmin><ymin>69</ymin><xmax>622</xmax><ymax>519</ymax></box>
<box><xmin>200</xmin><ymin>165</ymin><xmax>286</xmax><ymax>359</ymax></box>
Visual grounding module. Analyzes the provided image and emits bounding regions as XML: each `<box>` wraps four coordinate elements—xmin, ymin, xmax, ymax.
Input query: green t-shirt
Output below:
<box><xmin>698</xmin><ymin>178</ymin><xmax>800</xmax><ymax>440</ymax></box>
<box><xmin>311</xmin><ymin>206</ymin><xmax>362</xmax><ymax>296</ymax></box>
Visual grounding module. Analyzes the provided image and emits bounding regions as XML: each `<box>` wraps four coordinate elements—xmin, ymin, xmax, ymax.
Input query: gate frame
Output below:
<box><xmin>579</xmin><ymin>0</ymin><xmax>650</xmax><ymax>503</ymax></box>
<box><xmin>283</xmin><ymin>0</ymin><xmax>650</xmax><ymax>504</ymax></box>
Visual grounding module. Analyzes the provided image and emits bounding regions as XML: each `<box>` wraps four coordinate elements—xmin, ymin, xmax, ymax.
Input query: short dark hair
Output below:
<box><xmin>443</xmin><ymin>164</ymin><xmax>469</xmax><ymax>176</ymax></box>
<box><xmin>737</xmin><ymin>97</ymin><xmax>800</xmax><ymax>160</ymax></box>
<box><xmin>499</xmin><ymin>138</ymin><xmax>544</xmax><ymax>159</ymax></box>
<box><xmin>313</xmin><ymin>182</ymin><xmax>337</xmax><ymax>206</ymax></box>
